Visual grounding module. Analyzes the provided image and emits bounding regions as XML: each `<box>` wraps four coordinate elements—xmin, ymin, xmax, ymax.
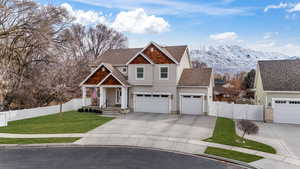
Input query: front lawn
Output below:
<box><xmin>204</xmin><ymin>117</ymin><xmax>276</xmax><ymax>154</ymax></box>
<box><xmin>204</xmin><ymin>146</ymin><xmax>263</xmax><ymax>163</ymax></box>
<box><xmin>0</xmin><ymin>137</ymin><xmax>80</xmax><ymax>144</ymax></box>
<box><xmin>0</xmin><ymin>111</ymin><xmax>114</xmax><ymax>134</ymax></box>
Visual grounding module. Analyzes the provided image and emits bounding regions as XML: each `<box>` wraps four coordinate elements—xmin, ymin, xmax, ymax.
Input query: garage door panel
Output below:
<box><xmin>273</xmin><ymin>99</ymin><xmax>300</xmax><ymax>124</ymax></box>
<box><xmin>134</xmin><ymin>95</ymin><xmax>169</xmax><ymax>113</ymax></box>
<box><xmin>181</xmin><ymin>95</ymin><xmax>204</xmax><ymax>115</ymax></box>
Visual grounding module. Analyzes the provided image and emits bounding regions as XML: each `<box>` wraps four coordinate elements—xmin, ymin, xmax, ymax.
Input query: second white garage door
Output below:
<box><xmin>180</xmin><ymin>95</ymin><xmax>204</xmax><ymax>115</ymax></box>
<box><xmin>134</xmin><ymin>94</ymin><xmax>170</xmax><ymax>113</ymax></box>
<box><xmin>273</xmin><ymin>99</ymin><xmax>300</xmax><ymax>124</ymax></box>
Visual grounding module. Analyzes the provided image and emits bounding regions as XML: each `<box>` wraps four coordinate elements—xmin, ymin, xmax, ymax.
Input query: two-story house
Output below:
<box><xmin>80</xmin><ymin>42</ymin><xmax>214</xmax><ymax>115</ymax></box>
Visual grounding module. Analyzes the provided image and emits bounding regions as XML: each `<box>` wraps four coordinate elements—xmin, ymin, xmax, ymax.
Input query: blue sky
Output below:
<box><xmin>37</xmin><ymin>0</ymin><xmax>300</xmax><ymax>56</ymax></box>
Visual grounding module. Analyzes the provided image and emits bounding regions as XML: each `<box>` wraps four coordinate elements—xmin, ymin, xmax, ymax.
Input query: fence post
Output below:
<box><xmin>231</xmin><ymin>102</ymin><xmax>234</xmax><ymax>119</ymax></box>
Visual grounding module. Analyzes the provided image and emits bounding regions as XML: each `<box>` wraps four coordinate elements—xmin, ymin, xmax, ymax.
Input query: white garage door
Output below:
<box><xmin>180</xmin><ymin>95</ymin><xmax>204</xmax><ymax>115</ymax></box>
<box><xmin>134</xmin><ymin>94</ymin><xmax>170</xmax><ymax>113</ymax></box>
<box><xmin>273</xmin><ymin>99</ymin><xmax>300</xmax><ymax>124</ymax></box>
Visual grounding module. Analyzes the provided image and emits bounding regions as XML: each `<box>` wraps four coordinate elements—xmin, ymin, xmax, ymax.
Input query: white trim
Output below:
<box><xmin>126</xmin><ymin>52</ymin><xmax>154</xmax><ymax>65</ymax></box>
<box><xmin>159</xmin><ymin>65</ymin><xmax>169</xmax><ymax>80</ymax></box>
<box><xmin>81</xmin><ymin>85</ymin><xmax>98</xmax><ymax>88</ymax></box>
<box><xmin>265</xmin><ymin>91</ymin><xmax>300</xmax><ymax>94</ymax></box>
<box><xmin>100</xmin><ymin>85</ymin><xmax>123</xmax><ymax>88</ymax></box>
<box><xmin>177</xmin><ymin>86</ymin><xmax>209</xmax><ymax>88</ymax></box>
<box><xmin>79</xmin><ymin>63</ymin><xmax>108</xmax><ymax>86</ymax></box>
<box><xmin>133</xmin><ymin>92</ymin><xmax>172</xmax><ymax>95</ymax></box>
<box><xmin>179</xmin><ymin>93</ymin><xmax>206</xmax><ymax>96</ymax></box>
<box><xmin>135</xmin><ymin>66</ymin><xmax>145</xmax><ymax>80</ymax></box>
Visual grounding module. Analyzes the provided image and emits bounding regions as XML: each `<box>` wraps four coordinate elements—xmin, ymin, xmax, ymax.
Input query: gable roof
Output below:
<box><xmin>258</xmin><ymin>59</ymin><xmax>300</xmax><ymax>91</ymax></box>
<box><xmin>80</xmin><ymin>63</ymin><xmax>129</xmax><ymax>87</ymax></box>
<box><xmin>97</xmin><ymin>45</ymin><xmax>187</xmax><ymax>65</ymax></box>
<box><xmin>178</xmin><ymin>68</ymin><xmax>212</xmax><ymax>86</ymax></box>
<box><xmin>102</xmin><ymin>63</ymin><xmax>129</xmax><ymax>86</ymax></box>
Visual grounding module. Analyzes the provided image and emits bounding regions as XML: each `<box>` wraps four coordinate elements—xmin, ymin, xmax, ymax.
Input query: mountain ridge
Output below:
<box><xmin>190</xmin><ymin>45</ymin><xmax>298</xmax><ymax>73</ymax></box>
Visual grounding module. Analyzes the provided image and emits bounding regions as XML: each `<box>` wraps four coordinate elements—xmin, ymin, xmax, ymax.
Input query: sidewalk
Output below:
<box><xmin>0</xmin><ymin>132</ymin><xmax>299</xmax><ymax>169</ymax></box>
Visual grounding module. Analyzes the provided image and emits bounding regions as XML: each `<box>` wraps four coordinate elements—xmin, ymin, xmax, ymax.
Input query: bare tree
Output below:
<box><xmin>0</xmin><ymin>0</ymin><xmax>71</xmax><ymax>110</ymax></box>
<box><xmin>56</xmin><ymin>23</ymin><xmax>128</xmax><ymax>99</ymax></box>
<box><xmin>0</xmin><ymin>0</ymin><xmax>127</xmax><ymax>110</ymax></box>
<box><xmin>192</xmin><ymin>60</ymin><xmax>207</xmax><ymax>69</ymax></box>
<box><xmin>237</xmin><ymin>120</ymin><xmax>259</xmax><ymax>142</ymax></box>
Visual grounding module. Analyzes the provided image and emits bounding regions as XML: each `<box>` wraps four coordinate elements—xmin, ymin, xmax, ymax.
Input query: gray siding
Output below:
<box><xmin>128</xmin><ymin>64</ymin><xmax>153</xmax><ymax>85</ymax></box>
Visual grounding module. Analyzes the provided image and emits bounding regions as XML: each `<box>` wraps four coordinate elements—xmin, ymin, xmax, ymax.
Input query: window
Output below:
<box><xmin>136</xmin><ymin>67</ymin><xmax>144</xmax><ymax>80</ymax></box>
<box><xmin>122</xmin><ymin>68</ymin><xmax>127</xmax><ymax>72</ymax></box>
<box><xmin>145</xmin><ymin>94</ymin><xmax>151</xmax><ymax>97</ymax></box>
<box><xmin>160</xmin><ymin>66</ymin><xmax>168</xmax><ymax>79</ymax></box>
<box><xmin>275</xmin><ymin>100</ymin><xmax>287</xmax><ymax>104</ymax></box>
<box><xmin>153</xmin><ymin>95</ymin><xmax>160</xmax><ymax>97</ymax></box>
<box><xmin>193</xmin><ymin>96</ymin><xmax>201</xmax><ymax>98</ymax></box>
<box><xmin>161</xmin><ymin>95</ymin><xmax>169</xmax><ymax>98</ymax></box>
<box><xmin>183</xmin><ymin>96</ymin><xmax>191</xmax><ymax>98</ymax></box>
<box><xmin>137</xmin><ymin>94</ymin><xmax>143</xmax><ymax>97</ymax></box>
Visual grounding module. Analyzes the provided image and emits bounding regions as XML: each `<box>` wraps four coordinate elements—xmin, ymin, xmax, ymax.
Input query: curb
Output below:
<box><xmin>0</xmin><ymin>143</ymin><xmax>257</xmax><ymax>169</ymax></box>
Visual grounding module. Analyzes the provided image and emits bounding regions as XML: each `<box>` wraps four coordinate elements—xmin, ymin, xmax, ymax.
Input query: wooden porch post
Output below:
<box><xmin>121</xmin><ymin>87</ymin><xmax>128</xmax><ymax>109</ymax></box>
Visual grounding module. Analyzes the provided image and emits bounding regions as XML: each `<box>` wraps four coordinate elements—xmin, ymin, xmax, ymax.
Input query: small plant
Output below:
<box><xmin>237</xmin><ymin>120</ymin><xmax>259</xmax><ymax>143</ymax></box>
<box><xmin>78</xmin><ymin>108</ymin><xmax>83</xmax><ymax>112</ymax></box>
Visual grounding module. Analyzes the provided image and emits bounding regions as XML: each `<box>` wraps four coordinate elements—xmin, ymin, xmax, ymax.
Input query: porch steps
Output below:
<box><xmin>102</xmin><ymin>107</ymin><xmax>122</xmax><ymax>115</ymax></box>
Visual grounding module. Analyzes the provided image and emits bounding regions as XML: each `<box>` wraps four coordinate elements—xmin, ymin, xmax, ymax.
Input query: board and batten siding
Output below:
<box><xmin>176</xmin><ymin>50</ymin><xmax>191</xmax><ymax>82</ymax></box>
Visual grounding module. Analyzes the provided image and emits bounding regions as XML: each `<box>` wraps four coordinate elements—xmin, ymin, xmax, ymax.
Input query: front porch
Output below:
<box><xmin>81</xmin><ymin>85</ymin><xmax>129</xmax><ymax>111</ymax></box>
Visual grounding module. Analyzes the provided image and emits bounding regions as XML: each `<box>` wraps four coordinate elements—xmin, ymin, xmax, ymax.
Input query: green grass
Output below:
<box><xmin>0</xmin><ymin>111</ymin><xmax>114</xmax><ymax>134</ymax></box>
<box><xmin>0</xmin><ymin>137</ymin><xmax>80</xmax><ymax>144</ymax></box>
<box><xmin>204</xmin><ymin>117</ymin><xmax>276</xmax><ymax>154</ymax></box>
<box><xmin>204</xmin><ymin>146</ymin><xmax>263</xmax><ymax>163</ymax></box>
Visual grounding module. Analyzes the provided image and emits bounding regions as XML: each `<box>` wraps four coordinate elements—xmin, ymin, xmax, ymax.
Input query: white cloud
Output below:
<box><xmin>288</xmin><ymin>3</ymin><xmax>300</xmax><ymax>12</ymax></box>
<box><xmin>61</xmin><ymin>3</ymin><xmax>107</xmax><ymax>26</ymax></box>
<box><xmin>209</xmin><ymin>32</ymin><xmax>238</xmax><ymax>41</ymax></box>
<box><xmin>111</xmin><ymin>8</ymin><xmax>170</xmax><ymax>34</ymax></box>
<box><xmin>264</xmin><ymin>2</ymin><xmax>289</xmax><ymax>12</ymax></box>
<box><xmin>264</xmin><ymin>2</ymin><xmax>300</xmax><ymax>13</ymax></box>
<box><xmin>263</xmin><ymin>32</ymin><xmax>279</xmax><ymax>40</ymax></box>
<box><xmin>248</xmin><ymin>41</ymin><xmax>300</xmax><ymax>56</ymax></box>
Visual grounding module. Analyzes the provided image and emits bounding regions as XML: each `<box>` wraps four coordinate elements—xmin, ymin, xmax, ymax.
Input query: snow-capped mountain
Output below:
<box><xmin>190</xmin><ymin>45</ymin><xmax>298</xmax><ymax>73</ymax></box>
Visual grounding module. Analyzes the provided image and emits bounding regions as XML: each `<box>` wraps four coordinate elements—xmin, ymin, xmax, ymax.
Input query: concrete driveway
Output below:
<box><xmin>244</xmin><ymin>122</ymin><xmax>300</xmax><ymax>159</ymax></box>
<box><xmin>86</xmin><ymin>112</ymin><xmax>216</xmax><ymax>139</ymax></box>
<box><xmin>77</xmin><ymin>112</ymin><xmax>216</xmax><ymax>148</ymax></box>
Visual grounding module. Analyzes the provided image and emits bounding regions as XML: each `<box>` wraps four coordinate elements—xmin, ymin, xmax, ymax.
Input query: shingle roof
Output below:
<box><xmin>258</xmin><ymin>59</ymin><xmax>300</xmax><ymax>91</ymax></box>
<box><xmin>178</xmin><ymin>68</ymin><xmax>212</xmax><ymax>86</ymax></box>
<box><xmin>97</xmin><ymin>45</ymin><xmax>187</xmax><ymax>65</ymax></box>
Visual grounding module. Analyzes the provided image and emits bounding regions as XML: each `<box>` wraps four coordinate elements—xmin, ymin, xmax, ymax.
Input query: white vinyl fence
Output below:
<box><xmin>0</xmin><ymin>98</ymin><xmax>91</xmax><ymax>126</ymax></box>
<box><xmin>209</xmin><ymin>102</ymin><xmax>264</xmax><ymax>121</ymax></box>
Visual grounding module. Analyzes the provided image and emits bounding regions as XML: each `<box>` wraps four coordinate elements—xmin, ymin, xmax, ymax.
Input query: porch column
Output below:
<box><xmin>82</xmin><ymin>86</ymin><xmax>86</xmax><ymax>107</ymax></box>
<box><xmin>121</xmin><ymin>87</ymin><xmax>128</xmax><ymax>109</ymax></box>
<box><xmin>100</xmin><ymin>87</ymin><xmax>106</xmax><ymax>108</ymax></box>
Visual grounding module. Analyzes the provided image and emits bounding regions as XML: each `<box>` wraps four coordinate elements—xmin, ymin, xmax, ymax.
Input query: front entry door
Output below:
<box><xmin>116</xmin><ymin>88</ymin><xmax>122</xmax><ymax>104</ymax></box>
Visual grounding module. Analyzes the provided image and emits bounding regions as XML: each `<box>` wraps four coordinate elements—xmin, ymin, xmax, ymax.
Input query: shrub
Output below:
<box><xmin>78</xmin><ymin>108</ymin><xmax>83</xmax><ymax>112</ymax></box>
<box><xmin>237</xmin><ymin>120</ymin><xmax>259</xmax><ymax>142</ymax></box>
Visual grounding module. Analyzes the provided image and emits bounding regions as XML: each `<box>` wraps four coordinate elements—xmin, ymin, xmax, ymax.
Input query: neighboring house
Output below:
<box><xmin>254</xmin><ymin>59</ymin><xmax>300</xmax><ymax>124</ymax></box>
<box><xmin>80</xmin><ymin>42</ymin><xmax>214</xmax><ymax>115</ymax></box>
<box><xmin>214</xmin><ymin>85</ymin><xmax>240</xmax><ymax>103</ymax></box>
